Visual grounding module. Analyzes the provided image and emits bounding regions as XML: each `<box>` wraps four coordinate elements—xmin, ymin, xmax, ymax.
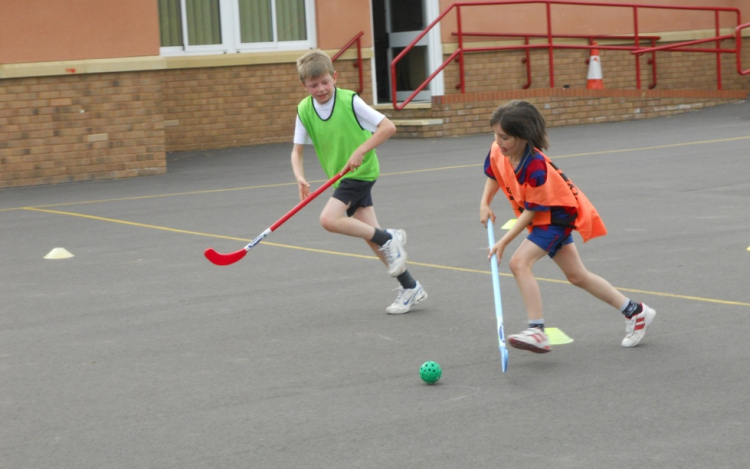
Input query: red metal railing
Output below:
<box><xmin>332</xmin><ymin>31</ymin><xmax>364</xmax><ymax>94</ymax></box>
<box><xmin>735</xmin><ymin>22</ymin><xmax>750</xmax><ymax>75</ymax></box>
<box><xmin>391</xmin><ymin>1</ymin><xmax>743</xmax><ymax>110</ymax></box>
<box><xmin>454</xmin><ymin>32</ymin><xmax>661</xmax><ymax>90</ymax></box>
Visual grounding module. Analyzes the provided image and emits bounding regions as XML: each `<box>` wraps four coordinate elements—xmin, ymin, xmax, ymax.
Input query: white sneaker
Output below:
<box><xmin>508</xmin><ymin>327</ymin><xmax>551</xmax><ymax>353</ymax></box>
<box><xmin>386</xmin><ymin>281</ymin><xmax>427</xmax><ymax>314</ymax></box>
<box><xmin>380</xmin><ymin>229</ymin><xmax>407</xmax><ymax>277</ymax></box>
<box><xmin>622</xmin><ymin>303</ymin><xmax>656</xmax><ymax>347</ymax></box>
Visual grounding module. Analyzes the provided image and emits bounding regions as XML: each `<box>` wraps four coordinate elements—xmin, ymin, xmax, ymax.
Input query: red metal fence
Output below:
<box><xmin>391</xmin><ymin>0</ymin><xmax>744</xmax><ymax>110</ymax></box>
<box><xmin>332</xmin><ymin>31</ymin><xmax>365</xmax><ymax>95</ymax></box>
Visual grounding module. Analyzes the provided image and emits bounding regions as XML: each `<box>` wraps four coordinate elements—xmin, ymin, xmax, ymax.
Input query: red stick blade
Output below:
<box><xmin>204</xmin><ymin>248</ymin><xmax>247</xmax><ymax>266</ymax></box>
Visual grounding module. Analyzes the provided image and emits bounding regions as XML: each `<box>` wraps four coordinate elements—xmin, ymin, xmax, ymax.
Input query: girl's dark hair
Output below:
<box><xmin>489</xmin><ymin>100</ymin><xmax>549</xmax><ymax>151</ymax></box>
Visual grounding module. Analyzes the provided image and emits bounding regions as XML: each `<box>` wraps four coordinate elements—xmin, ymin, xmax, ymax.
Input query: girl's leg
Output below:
<box><xmin>507</xmin><ymin>239</ymin><xmax>552</xmax><ymax>353</ymax></box>
<box><xmin>553</xmin><ymin>242</ymin><xmax>656</xmax><ymax>347</ymax></box>
<box><xmin>508</xmin><ymin>239</ymin><xmax>549</xmax><ymax>321</ymax></box>
<box><xmin>551</xmin><ymin>242</ymin><xmax>627</xmax><ymax>308</ymax></box>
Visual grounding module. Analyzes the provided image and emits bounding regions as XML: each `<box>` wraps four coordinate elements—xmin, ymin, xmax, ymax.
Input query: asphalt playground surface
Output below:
<box><xmin>2</xmin><ymin>100</ymin><xmax>750</xmax><ymax>468</ymax></box>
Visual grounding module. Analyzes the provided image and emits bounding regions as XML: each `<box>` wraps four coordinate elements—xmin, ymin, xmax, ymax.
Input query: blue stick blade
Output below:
<box><xmin>501</xmin><ymin>347</ymin><xmax>509</xmax><ymax>372</ymax></box>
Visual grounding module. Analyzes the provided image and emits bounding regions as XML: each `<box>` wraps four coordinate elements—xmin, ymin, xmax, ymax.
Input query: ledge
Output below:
<box><xmin>0</xmin><ymin>56</ymin><xmax>166</xmax><ymax>80</ymax></box>
<box><xmin>0</xmin><ymin>48</ymin><xmax>373</xmax><ymax>80</ymax></box>
<box><xmin>391</xmin><ymin>118</ymin><xmax>444</xmax><ymax>126</ymax></box>
<box><xmin>372</xmin><ymin>102</ymin><xmax>432</xmax><ymax>110</ymax></box>
<box><xmin>432</xmin><ymin>88</ymin><xmax>749</xmax><ymax>105</ymax></box>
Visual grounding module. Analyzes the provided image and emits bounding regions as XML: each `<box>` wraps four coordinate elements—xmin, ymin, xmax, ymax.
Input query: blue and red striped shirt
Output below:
<box><xmin>484</xmin><ymin>147</ymin><xmax>578</xmax><ymax>228</ymax></box>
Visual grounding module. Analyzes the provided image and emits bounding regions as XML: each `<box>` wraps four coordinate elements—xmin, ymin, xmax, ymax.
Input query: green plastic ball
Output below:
<box><xmin>420</xmin><ymin>361</ymin><xmax>442</xmax><ymax>384</ymax></box>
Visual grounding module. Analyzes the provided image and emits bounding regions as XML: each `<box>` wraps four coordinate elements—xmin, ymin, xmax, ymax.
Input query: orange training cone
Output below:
<box><xmin>586</xmin><ymin>42</ymin><xmax>604</xmax><ymax>89</ymax></box>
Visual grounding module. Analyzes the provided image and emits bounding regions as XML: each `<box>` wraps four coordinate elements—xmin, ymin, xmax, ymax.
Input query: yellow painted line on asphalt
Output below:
<box><xmin>553</xmin><ymin>135</ymin><xmax>750</xmax><ymax>159</ymax></box>
<box><xmin>4</xmin><ymin>134</ymin><xmax>749</xmax><ymax>212</ymax></box>
<box><xmin>22</xmin><ymin>206</ymin><xmax>750</xmax><ymax>308</ymax></box>
<box><xmin>379</xmin><ymin>163</ymin><xmax>481</xmax><ymax>177</ymax></box>
<box><xmin>22</xmin><ymin>207</ymin><xmax>379</xmax><ymax>260</ymax></box>
<box><xmin>1</xmin><ymin>165</ymin><xmax>481</xmax><ymax>211</ymax></box>
<box><xmin>22</xmin><ymin>207</ymin><xmax>253</xmax><ymax>241</ymax></box>
<box><xmin>1</xmin><ymin>181</ymin><xmax>298</xmax><ymax>211</ymax></box>
<box><xmin>406</xmin><ymin>260</ymin><xmax>750</xmax><ymax>306</ymax></box>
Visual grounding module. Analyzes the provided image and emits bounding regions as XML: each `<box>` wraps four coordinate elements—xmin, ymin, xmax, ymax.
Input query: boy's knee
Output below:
<box><xmin>319</xmin><ymin>214</ymin><xmax>336</xmax><ymax>232</ymax></box>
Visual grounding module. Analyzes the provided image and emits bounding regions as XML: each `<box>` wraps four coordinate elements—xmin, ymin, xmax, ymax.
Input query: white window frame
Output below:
<box><xmin>160</xmin><ymin>0</ymin><xmax>317</xmax><ymax>56</ymax></box>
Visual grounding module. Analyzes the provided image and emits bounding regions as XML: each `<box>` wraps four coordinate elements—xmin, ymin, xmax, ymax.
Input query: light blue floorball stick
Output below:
<box><xmin>487</xmin><ymin>219</ymin><xmax>509</xmax><ymax>372</ymax></box>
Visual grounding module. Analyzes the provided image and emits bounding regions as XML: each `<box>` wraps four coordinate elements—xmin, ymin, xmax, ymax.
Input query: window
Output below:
<box><xmin>158</xmin><ymin>0</ymin><xmax>316</xmax><ymax>55</ymax></box>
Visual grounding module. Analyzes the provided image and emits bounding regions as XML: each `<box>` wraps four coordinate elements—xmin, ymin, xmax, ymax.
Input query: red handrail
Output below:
<box><xmin>454</xmin><ymin>32</ymin><xmax>660</xmax><ymax>90</ymax></box>
<box><xmin>391</xmin><ymin>1</ymin><xmax>743</xmax><ymax>109</ymax></box>
<box><xmin>332</xmin><ymin>31</ymin><xmax>364</xmax><ymax>95</ymax></box>
<box><xmin>736</xmin><ymin>22</ymin><xmax>750</xmax><ymax>75</ymax></box>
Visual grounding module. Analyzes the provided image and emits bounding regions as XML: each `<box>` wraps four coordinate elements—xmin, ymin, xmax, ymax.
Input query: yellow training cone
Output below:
<box><xmin>546</xmin><ymin>327</ymin><xmax>574</xmax><ymax>345</ymax></box>
<box><xmin>501</xmin><ymin>219</ymin><xmax>517</xmax><ymax>230</ymax></box>
<box><xmin>44</xmin><ymin>247</ymin><xmax>74</xmax><ymax>260</ymax></box>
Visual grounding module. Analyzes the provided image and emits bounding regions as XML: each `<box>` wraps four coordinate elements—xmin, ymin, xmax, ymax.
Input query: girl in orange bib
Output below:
<box><xmin>479</xmin><ymin>101</ymin><xmax>655</xmax><ymax>353</ymax></box>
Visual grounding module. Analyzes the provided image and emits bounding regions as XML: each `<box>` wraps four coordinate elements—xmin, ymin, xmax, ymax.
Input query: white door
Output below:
<box><xmin>385</xmin><ymin>0</ymin><xmax>443</xmax><ymax>103</ymax></box>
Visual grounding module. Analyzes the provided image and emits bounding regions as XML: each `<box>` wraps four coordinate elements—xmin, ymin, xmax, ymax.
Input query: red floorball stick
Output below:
<box><xmin>204</xmin><ymin>168</ymin><xmax>350</xmax><ymax>266</ymax></box>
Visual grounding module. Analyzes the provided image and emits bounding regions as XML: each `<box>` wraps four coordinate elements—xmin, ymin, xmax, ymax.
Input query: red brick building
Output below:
<box><xmin>1</xmin><ymin>0</ymin><xmax>749</xmax><ymax>188</ymax></box>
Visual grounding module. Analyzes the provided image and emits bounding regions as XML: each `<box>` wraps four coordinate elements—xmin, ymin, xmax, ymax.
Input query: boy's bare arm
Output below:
<box><xmin>345</xmin><ymin>117</ymin><xmax>397</xmax><ymax>171</ymax></box>
<box><xmin>291</xmin><ymin>144</ymin><xmax>310</xmax><ymax>200</ymax></box>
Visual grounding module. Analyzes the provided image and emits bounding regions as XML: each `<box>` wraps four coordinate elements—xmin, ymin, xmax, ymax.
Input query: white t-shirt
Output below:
<box><xmin>293</xmin><ymin>89</ymin><xmax>386</xmax><ymax>145</ymax></box>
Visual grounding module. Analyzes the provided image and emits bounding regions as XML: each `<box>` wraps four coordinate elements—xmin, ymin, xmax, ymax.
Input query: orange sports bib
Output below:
<box><xmin>489</xmin><ymin>143</ymin><xmax>607</xmax><ymax>242</ymax></box>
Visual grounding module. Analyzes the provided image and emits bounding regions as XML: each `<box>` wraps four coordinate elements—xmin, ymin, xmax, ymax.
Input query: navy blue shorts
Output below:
<box><xmin>527</xmin><ymin>225</ymin><xmax>574</xmax><ymax>259</ymax></box>
<box><xmin>332</xmin><ymin>178</ymin><xmax>376</xmax><ymax>217</ymax></box>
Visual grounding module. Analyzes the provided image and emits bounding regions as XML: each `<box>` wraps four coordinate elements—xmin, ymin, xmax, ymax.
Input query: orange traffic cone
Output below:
<box><xmin>586</xmin><ymin>42</ymin><xmax>604</xmax><ymax>89</ymax></box>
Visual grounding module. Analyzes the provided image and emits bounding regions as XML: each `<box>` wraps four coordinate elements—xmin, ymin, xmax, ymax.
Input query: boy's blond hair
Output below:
<box><xmin>297</xmin><ymin>50</ymin><xmax>335</xmax><ymax>82</ymax></box>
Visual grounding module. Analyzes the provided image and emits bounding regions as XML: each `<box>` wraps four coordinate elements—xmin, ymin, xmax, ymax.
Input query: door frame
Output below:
<box><xmin>371</xmin><ymin>0</ymin><xmax>443</xmax><ymax>105</ymax></box>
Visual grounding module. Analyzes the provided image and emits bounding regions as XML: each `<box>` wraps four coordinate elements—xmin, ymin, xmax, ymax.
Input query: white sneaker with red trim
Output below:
<box><xmin>621</xmin><ymin>304</ymin><xmax>656</xmax><ymax>348</ymax></box>
<box><xmin>508</xmin><ymin>327</ymin><xmax>551</xmax><ymax>354</ymax></box>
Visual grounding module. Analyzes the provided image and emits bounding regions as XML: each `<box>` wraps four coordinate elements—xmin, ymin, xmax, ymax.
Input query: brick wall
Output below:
<box><xmin>1</xmin><ymin>36</ymin><xmax>748</xmax><ymax>188</ymax></box>
<box><xmin>0</xmin><ymin>59</ymin><xmax>366</xmax><ymax>188</ymax></box>
<box><xmin>160</xmin><ymin>60</ymin><xmax>371</xmax><ymax>152</ymax></box>
<box><xmin>425</xmin><ymin>88</ymin><xmax>745</xmax><ymax>138</ymax></box>
<box><xmin>0</xmin><ymin>72</ymin><xmax>165</xmax><ymax>188</ymax></box>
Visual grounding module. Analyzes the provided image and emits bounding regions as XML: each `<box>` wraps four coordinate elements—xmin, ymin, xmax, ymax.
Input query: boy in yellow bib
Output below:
<box><xmin>291</xmin><ymin>50</ymin><xmax>427</xmax><ymax>314</ymax></box>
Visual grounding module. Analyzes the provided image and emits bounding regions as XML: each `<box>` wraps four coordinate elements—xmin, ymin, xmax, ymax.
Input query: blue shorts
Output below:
<box><xmin>527</xmin><ymin>225</ymin><xmax>574</xmax><ymax>259</ymax></box>
<box><xmin>332</xmin><ymin>178</ymin><xmax>376</xmax><ymax>217</ymax></box>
